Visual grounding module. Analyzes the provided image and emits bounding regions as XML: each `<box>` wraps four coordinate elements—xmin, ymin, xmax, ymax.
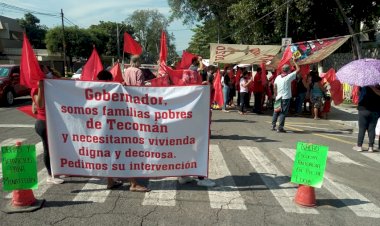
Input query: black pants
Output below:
<box><xmin>240</xmin><ymin>92</ymin><xmax>249</xmax><ymax>112</ymax></box>
<box><xmin>357</xmin><ymin>110</ymin><xmax>379</xmax><ymax>148</ymax></box>
<box><xmin>253</xmin><ymin>92</ymin><xmax>262</xmax><ymax>112</ymax></box>
<box><xmin>35</xmin><ymin>119</ymin><xmax>52</xmax><ymax>176</ymax></box>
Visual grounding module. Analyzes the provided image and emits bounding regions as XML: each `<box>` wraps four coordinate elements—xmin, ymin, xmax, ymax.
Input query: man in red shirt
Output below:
<box><xmin>252</xmin><ymin>67</ymin><xmax>264</xmax><ymax>114</ymax></box>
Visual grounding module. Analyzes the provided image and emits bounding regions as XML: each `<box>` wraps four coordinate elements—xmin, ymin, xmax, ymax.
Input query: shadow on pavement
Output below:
<box><xmin>44</xmin><ymin>200</ymin><xmax>93</xmax><ymax>207</ymax></box>
<box><xmin>211</xmin><ymin>134</ymin><xmax>279</xmax><ymax>142</ymax></box>
<box><xmin>317</xmin><ymin>198</ymin><xmax>369</xmax><ymax>208</ymax></box>
<box><xmin>212</xmin><ymin>119</ymin><xmax>256</xmax><ymax>123</ymax></box>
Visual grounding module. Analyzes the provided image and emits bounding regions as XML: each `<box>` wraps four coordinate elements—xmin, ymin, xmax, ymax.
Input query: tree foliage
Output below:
<box><xmin>17</xmin><ymin>13</ymin><xmax>47</xmax><ymax>49</ymax></box>
<box><xmin>125</xmin><ymin>9</ymin><xmax>178</xmax><ymax>64</ymax></box>
<box><xmin>169</xmin><ymin>0</ymin><xmax>380</xmax><ymax>56</ymax></box>
<box><xmin>45</xmin><ymin>26</ymin><xmax>97</xmax><ymax>68</ymax></box>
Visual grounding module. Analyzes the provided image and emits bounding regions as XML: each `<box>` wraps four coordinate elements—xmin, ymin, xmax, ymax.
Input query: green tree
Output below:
<box><xmin>17</xmin><ymin>13</ymin><xmax>47</xmax><ymax>49</ymax></box>
<box><xmin>45</xmin><ymin>26</ymin><xmax>97</xmax><ymax>69</ymax></box>
<box><xmin>125</xmin><ymin>9</ymin><xmax>178</xmax><ymax>64</ymax></box>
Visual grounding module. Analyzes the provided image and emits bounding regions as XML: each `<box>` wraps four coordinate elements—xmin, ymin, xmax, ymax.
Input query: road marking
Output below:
<box><xmin>142</xmin><ymin>178</ymin><xmax>177</xmax><ymax>206</ymax></box>
<box><xmin>239</xmin><ymin>146</ymin><xmax>319</xmax><ymax>214</ymax></box>
<box><xmin>279</xmin><ymin>148</ymin><xmax>380</xmax><ymax>218</ymax></box>
<box><xmin>328</xmin><ymin>151</ymin><xmax>364</xmax><ymax>166</ymax></box>
<box><xmin>0</xmin><ymin>124</ymin><xmax>34</xmax><ymax>128</ymax></box>
<box><xmin>72</xmin><ymin>178</ymin><xmax>110</xmax><ymax>203</ymax></box>
<box><xmin>208</xmin><ymin>144</ymin><xmax>246</xmax><ymax>210</ymax></box>
<box><xmin>361</xmin><ymin>152</ymin><xmax>380</xmax><ymax>164</ymax></box>
<box><xmin>287</xmin><ymin>122</ymin><xmax>329</xmax><ymax>125</ymax></box>
<box><xmin>314</xmin><ymin>133</ymin><xmax>355</xmax><ymax>145</ymax></box>
<box><xmin>0</xmin><ymin>138</ymin><xmax>27</xmax><ymax>180</ymax></box>
<box><xmin>284</xmin><ymin>125</ymin><xmax>304</xmax><ymax>132</ymax></box>
<box><xmin>287</xmin><ymin>125</ymin><xmax>353</xmax><ymax>134</ymax></box>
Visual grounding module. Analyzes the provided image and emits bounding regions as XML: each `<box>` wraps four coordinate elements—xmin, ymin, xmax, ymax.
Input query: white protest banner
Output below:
<box><xmin>209</xmin><ymin>43</ymin><xmax>281</xmax><ymax>65</ymax></box>
<box><xmin>45</xmin><ymin>79</ymin><xmax>210</xmax><ymax>178</ymax></box>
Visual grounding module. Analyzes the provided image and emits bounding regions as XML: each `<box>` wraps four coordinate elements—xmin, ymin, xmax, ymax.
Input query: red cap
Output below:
<box><xmin>15</xmin><ymin>141</ymin><xmax>22</xmax><ymax>146</ymax></box>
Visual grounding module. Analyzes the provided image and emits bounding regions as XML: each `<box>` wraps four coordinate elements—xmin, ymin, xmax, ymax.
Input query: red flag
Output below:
<box><xmin>276</xmin><ymin>46</ymin><xmax>292</xmax><ymax>73</ymax></box>
<box><xmin>299</xmin><ymin>65</ymin><xmax>310</xmax><ymax>79</ymax></box>
<box><xmin>109</xmin><ymin>62</ymin><xmax>123</xmax><ymax>83</ymax></box>
<box><xmin>20</xmin><ymin>33</ymin><xmax>45</xmax><ymax>88</ymax></box>
<box><xmin>123</xmin><ymin>33</ymin><xmax>143</xmax><ymax>55</ymax></box>
<box><xmin>159</xmin><ymin>31</ymin><xmax>167</xmax><ymax>63</ymax></box>
<box><xmin>81</xmin><ymin>48</ymin><xmax>103</xmax><ymax>81</ymax></box>
<box><xmin>323</xmin><ymin>68</ymin><xmax>343</xmax><ymax>105</ymax></box>
<box><xmin>179</xmin><ymin>51</ymin><xmax>197</xmax><ymax>69</ymax></box>
<box><xmin>213</xmin><ymin>70</ymin><xmax>224</xmax><ymax>108</ymax></box>
<box><xmin>352</xmin><ymin>86</ymin><xmax>360</xmax><ymax>105</ymax></box>
<box><xmin>235</xmin><ymin>68</ymin><xmax>242</xmax><ymax>91</ymax></box>
<box><xmin>150</xmin><ymin>75</ymin><xmax>170</xmax><ymax>86</ymax></box>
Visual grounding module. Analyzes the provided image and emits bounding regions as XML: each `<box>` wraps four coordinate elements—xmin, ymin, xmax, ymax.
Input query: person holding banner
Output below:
<box><xmin>272</xmin><ymin>59</ymin><xmax>300</xmax><ymax>132</ymax></box>
<box><xmin>32</xmin><ymin>79</ymin><xmax>64</xmax><ymax>184</ymax></box>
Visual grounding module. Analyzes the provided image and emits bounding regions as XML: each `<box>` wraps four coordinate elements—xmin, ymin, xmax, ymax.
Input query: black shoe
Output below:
<box><xmin>277</xmin><ymin>128</ymin><xmax>286</xmax><ymax>133</ymax></box>
<box><xmin>271</xmin><ymin>126</ymin><xmax>276</xmax><ymax>131</ymax></box>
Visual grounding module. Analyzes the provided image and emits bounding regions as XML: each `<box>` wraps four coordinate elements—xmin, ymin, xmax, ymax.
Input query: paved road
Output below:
<box><xmin>1</xmin><ymin>99</ymin><xmax>380</xmax><ymax>226</ymax></box>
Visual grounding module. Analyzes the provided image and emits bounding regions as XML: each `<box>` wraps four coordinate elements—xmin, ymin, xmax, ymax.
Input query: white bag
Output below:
<box><xmin>376</xmin><ymin>118</ymin><xmax>380</xmax><ymax>136</ymax></box>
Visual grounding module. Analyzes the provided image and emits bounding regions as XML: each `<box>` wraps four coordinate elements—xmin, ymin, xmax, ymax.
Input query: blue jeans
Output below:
<box><xmin>223</xmin><ymin>86</ymin><xmax>230</xmax><ymax>110</ymax></box>
<box><xmin>272</xmin><ymin>98</ymin><xmax>291</xmax><ymax>130</ymax></box>
<box><xmin>295</xmin><ymin>92</ymin><xmax>306</xmax><ymax>114</ymax></box>
<box><xmin>357</xmin><ymin>110</ymin><xmax>379</xmax><ymax>147</ymax></box>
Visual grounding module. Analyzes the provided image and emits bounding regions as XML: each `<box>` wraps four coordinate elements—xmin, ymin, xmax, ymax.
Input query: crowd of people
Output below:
<box><xmin>31</xmin><ymin>55</ymin><xmax>380</xmax><ymax>193</ymax></box>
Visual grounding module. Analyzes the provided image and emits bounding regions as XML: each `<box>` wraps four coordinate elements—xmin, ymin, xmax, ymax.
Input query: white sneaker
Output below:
<box><xmin>178</xmin><ymin>176</ymin><xmax>194</xmax><ymax>184</ymax></box>
<box><xmin>197</xmin><ymin>179</ymin><xmax>216</xmax><ymax>187</ymax></box>
<box><xmin>353</xmin><ymin>146</ymin><xmax>363</xmax><ymax>152</ymax></box>
<box><xmin>47</xmin><ymin>177</ymin><xmax>64</xmax><ymax>184</ymax></box>
<box><xmin>368</xmin><ymin>147</ymin><xmax>374</xmax><ymax>152</ymax></box>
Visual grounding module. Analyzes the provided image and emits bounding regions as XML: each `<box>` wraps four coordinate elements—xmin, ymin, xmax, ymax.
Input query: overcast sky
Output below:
<box><xmin>1</xmin><ymin>0</ymin><xmax>194</xmax><ymax>51</ymax></box>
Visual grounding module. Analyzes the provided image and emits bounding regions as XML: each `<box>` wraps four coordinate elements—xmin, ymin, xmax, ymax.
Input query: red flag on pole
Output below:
<box><xmin>123</xmin><ymin>33</ymin><xmax>142</xmax><ymax>55</ymax></box>
<box><xmin>150</xmin><ymin>75</ymin><xmax>170</xmax><ymax>86</ymax></box>
<box><xmin>260</xmin><ymin>61</ymin><xmax>268</xmax><ymax>86</ymax></box>
<box><xmin>179</xmin><ymin>51</ymin><xmax>197</xmax><ymax>69</ymax></box>
<box><xmin>20</xmin><ymin>33</ymin><xmax>45</xmax><ymax>88</ymax></box>
<box><xmin>159</xmin><ymin>31</ymin><xmax>167</xmax><ymax>63</ymax></box>
<box><xmin>277</xmin><ymin>46</ymin><xmax>292</xmax><ymax>73</ymax></box>
<box><xmin>80</xmin><ymin>47</ymin><xmax>103</xmax><ymax>81</ymax></box>
<box><xmin>213</xmin><ymin>69</ymin><xmax>224</xmax><ymax>108</ymax></box>
<box><xmin>323</xmin><ymin>68</ymin><xmax>343</xmax><ymax>105</ymax></box>
<box><xmin>109</xmin><ymin>62</ymin><xmax>123</xmax><ymax>83</ymax></box>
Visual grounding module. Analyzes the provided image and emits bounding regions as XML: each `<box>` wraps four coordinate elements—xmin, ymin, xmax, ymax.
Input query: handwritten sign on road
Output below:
<box><xmin>2</xmin><ymin>145</ymin><xmax>38</xmax><ymax>191</ymax></box>
<box><xmin>291</xmin><ymin>142</ymin><xmax>328</xmax><ymax>188</ymax></box>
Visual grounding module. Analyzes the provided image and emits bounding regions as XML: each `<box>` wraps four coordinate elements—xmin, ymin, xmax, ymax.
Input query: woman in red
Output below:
<box><xmin>32</xmin><ymin>78</ymin><xmax>64</xmax><ymax>184</ymax></box>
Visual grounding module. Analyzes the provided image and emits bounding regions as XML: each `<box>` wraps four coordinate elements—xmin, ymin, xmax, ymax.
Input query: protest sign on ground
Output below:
<box><xmin>291</xmin><ymin>142</ymin><xmax>329</xmax><ymax>188</ymax></box>
<box><xmin>2</xmin><ymin>145</ymin><xmax>38</xmax><ymax>191</ymax></box>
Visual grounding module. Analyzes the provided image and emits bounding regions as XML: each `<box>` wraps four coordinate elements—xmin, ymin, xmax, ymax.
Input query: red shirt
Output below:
<box><xmin>31</xmin><ymin>88</ymin><xmax>46</xmax><ymax>121</ymax></box>
<box><xmin>253</xmin><ymin>72</ymin><xmax>264</xmax><ymax>93</ymax></box>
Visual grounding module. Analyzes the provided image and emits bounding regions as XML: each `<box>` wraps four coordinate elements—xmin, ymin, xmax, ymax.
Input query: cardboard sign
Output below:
<box><xmin>1</xmin><ymin>145</ymin><xmax>38</xmax><ymax>191</ymax></box>
<box><xmin>291</xmin><ymin>142</ymin><xmax>328</xmax><ymax>188</ymax></box>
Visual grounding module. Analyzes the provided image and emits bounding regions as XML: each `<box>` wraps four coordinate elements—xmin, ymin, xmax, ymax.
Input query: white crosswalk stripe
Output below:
<box><xmin>208</xmin><ymin>144</ymin><xmax>246</xmax><ymax>210</ymax></box>
<box><xmin>72</xmin><ymin>178</ymin><xmax>110</xmax><ymax>203</ymax></box>
<box><xmin>361</xmin><ymin>152</ymin><xmax>380</xmax><ymax>164</ymax></box>
<box><xmin>279</xmin><ymin>148</ymin><xmax>380</xmax><ymax>218</ymax></box>
<box><xmin>239</xmin><ymin>146</ymin><xmax>319</xmax><ymax>214</ymax></box>
<box><xmin>142</xmin><ymin>178</ymin><xmax>177</xmax><ymax>206</ymax></box>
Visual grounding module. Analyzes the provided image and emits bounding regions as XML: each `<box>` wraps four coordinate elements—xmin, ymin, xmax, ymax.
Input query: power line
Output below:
<box><xmin>64</xmin><ymin>17</ymin><xmax>77</xmax><ymax>27</ymax></box>
<box><xmin>0</xmin><ymin>2</ymin><xmax>59</xmax><ymax>17</ymax></box>
<box><xmin>221</xmin><ymin>0</ymin><xmax>293</xmax><ymax>41</ymax></box>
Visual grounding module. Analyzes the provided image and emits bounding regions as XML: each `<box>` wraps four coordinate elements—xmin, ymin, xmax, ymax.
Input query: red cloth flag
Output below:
<box><xmin>150</xmin><ymin>75</ymin><xmax>170</xmax><ymax>86</ymax></box>
<box><xmin>179</xmin><ymin>51</ymin><xmax>197</xmax><ymax>69</ymax></box>
<box><xmin>161</xmin><ymin>65</ymin><xmax>201</xmax><ymax>86</ymax></box>
<box><xmin>235</xmin><ymin>68</ymin><xmax>242</xmax><ymax>91</ymax></box>
<box><xmin>159</xmin><ymin>31</ymin><xmax>167</xmax><ymax>63</ymax></box>
<box><xmin>109</xmin><ymin>62</ymin><xmax>123</xmax><ymax>83</ymax></box>
<box><xmin>213</xmin><ymin>69</ymin><xmax>224</xmax><ymax>108</ymax></box>
<box><xmin>352</xmin><ymin>86</ymin><xmax>360</xmax><ymax>105</ymax></box>
<box><xmin>20</xmin><ymin>33</ymin><xmax>45</xmax><ymax>88</ymax></box>
<box><xmin>81</xmin><ymin>48</ymin><xmax>103</xmax><ymax>81</ymax></box>
<box><xmin>323</xmin><ymin>68</ymin><xmax>343</xmax><ymax>105</ymax></box>
<box><xmin>123</xmin><ymin>33</ymin><xmax>143</xmax><ymax>55</ymax></box>
<box><xmin>299</xmin><ymin>65</ymin><xmax>310</xmax><ymax>79</ymax></box>
<box><xmin>276</xmin><ymin>46</ymin><xmax>293</xmax><ymax>74</ymax></box>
